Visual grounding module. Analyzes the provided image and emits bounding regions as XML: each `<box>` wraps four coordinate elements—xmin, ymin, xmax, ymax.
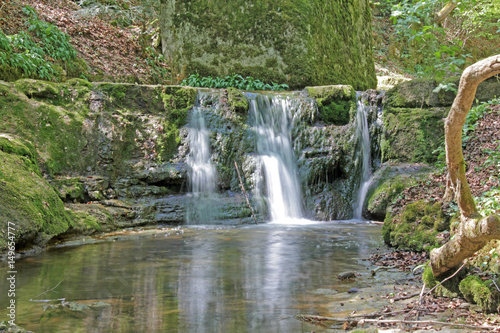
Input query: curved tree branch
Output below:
<box><xmin>443</xmin><ymin>54</ymin><xmax>500</xmax><ymax>219</ymax></box>
<box><xmin>432</xmin><ymin>54</ymin><xmax>500</xmax><ymax>277</ymax></box>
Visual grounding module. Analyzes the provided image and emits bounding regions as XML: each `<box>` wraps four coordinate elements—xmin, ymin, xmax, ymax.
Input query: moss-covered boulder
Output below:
<box><xmin>160</xmin><ymin>0</ymin><xmax>377</xmax><ymax>90</ymax></box>
<box><xmin>381</xmin><ymin>106</ymin><xmax>448</xmax><ymax>164</ymax></box>
<box><xmin>459</xmin><ymin>275</ymin><xmax>500</xmax><ymax>313</ymax></box>
<box><xmin>14</xmin><ymin>79</ymin><xmax>60</xmax><ymax>99</ymax></box>
<box><xmin>0</xmin><ymin>136</ymin><xmax>74</xmax><ymax>251</ymax></box>
<box><xmin>365</xmin><ymin>164</ymin><xmax>433</xmax><ymax>221</ymax></box>
<box><xmin>305</xmin><ymin>85</ymin><xmax>356</xmax><ymax>125</ymax></box>
<box><xmin>0</xmin><ymin>79</ymin><xmax>200</xmax><ymax>253</ymax></box>
<box><xmin>382</xmin><ymin>200</ymin><xmax>449</xmax><ymax>251</ymax></box>
<box><xmin>384</xmin><ymin>76</ymin><xmax>500</xmax><ymax>108</ymax></box>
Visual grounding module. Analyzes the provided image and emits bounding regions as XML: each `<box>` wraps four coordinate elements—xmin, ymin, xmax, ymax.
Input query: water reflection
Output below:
<box><xmin>0</xmin><ymin>223</ymin><xmax>381</xmax><ymax>332</ymax></box>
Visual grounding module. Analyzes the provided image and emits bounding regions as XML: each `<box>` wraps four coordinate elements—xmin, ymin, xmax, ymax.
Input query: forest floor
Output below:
<box><xmin>0</xmin><ymin>0</ymin><xmax>170</xmax><ymax>83</ymax></box>
<box><xmin>295</xmin><ymin>249</ymin><xmax>500</xmax><ymax>332</ymax></box>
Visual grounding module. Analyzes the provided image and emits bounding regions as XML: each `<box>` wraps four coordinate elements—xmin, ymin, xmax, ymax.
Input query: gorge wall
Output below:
<box><xmin>159</xmin><ymin>0</ymin><xmax>377</xmax><ymax>90</ymax></box>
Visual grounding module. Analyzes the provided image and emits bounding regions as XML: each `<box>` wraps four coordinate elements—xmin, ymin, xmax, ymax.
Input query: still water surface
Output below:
<box><xmin>1</xmin><ymin>222</ymin><xmax>382</xmax><ymax>332</ymax></box>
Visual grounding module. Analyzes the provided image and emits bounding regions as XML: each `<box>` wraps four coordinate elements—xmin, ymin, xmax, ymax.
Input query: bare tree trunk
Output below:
<box><xmin>431</xmin><ymin>54</ymin><xmax>500</xmax><ymax>277</ymax></box>
<box><xmin>442</xmin><ymin>54</ymin><xmax>500</xmax><ymax>218</ymax></box>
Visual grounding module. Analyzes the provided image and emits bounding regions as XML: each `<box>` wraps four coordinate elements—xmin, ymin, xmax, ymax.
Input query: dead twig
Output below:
<box><xmin>371</xmin><ymin>265</ymin><xmax>397</xmax><ymax>276</ymax></box>
<box><xmin>491</xmin><ymin>279</ymin><xmax>500</xmax><ymax>293</ymax></box>
<box><xmin>392</xmin><ymin>292</ymin><xmax>420</xmax><ymax>301</ymax></box>
<box><xmin>31</xmin><ymin>280</ymin><xmax>64</xmax><ymax>300</ymax></box>
<box><xmin>350</xmin><ymin>309</ymin><xmax>410</xmax><ymax>318</ymax></box>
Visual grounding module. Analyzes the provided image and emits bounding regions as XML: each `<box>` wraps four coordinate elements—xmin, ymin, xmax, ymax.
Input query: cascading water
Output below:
<box><xmin>353</xmin><ymin>98</ymin><xmax>373</xmax><ymax>220</ymax></box>
<box><xmin>249</xmin><ymin>94</ymin><xmax>304</xmax><ymax>222</ymax></box>
<box><xmin>186</xmin><ymin>95</ymin><xmax>218</xmax><ymax>223</ymax></box>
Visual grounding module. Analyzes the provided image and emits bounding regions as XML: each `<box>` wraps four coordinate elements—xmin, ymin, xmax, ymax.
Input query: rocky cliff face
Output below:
<box><xmin>159</xmin><ymin>0</ymin><xmax>377</xmax><ymax>90</ymax></box>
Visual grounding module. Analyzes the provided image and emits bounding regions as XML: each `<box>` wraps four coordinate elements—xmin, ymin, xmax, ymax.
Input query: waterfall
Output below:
<box><xmin>249</xmin><ymin>94</ymin><xmax>304</xmax><ymax>223</ymax></box>
<box><xmin>353</xmin><ymin>98</ymin><xmax>373</xmax><ymax>220</ymax></box>
<box><xmin>186</xmin><ymin>97</ymin><xmax>218</xmax><ymax>223</ymax></box>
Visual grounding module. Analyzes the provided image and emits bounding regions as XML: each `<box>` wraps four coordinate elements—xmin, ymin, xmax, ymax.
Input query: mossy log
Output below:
<box><xmin>430</xmin><ymin>215</ymin><xmax>500</xmax><ymax>277</ymax></box>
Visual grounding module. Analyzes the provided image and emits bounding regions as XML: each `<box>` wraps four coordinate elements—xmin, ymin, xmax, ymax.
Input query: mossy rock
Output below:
<box><xmin>365</xmin><ymin>164</ymin><xmax>433</xmax><ymax>221</ymax></box>
<box><xmin>0</xmin><ymin>150</ymin><xmax>75</xmax><ymax>251</ymax></box>
<box><xmin>159</xmin><ymin>86</ymin><xmax>197</xmax><ymax>160</ymax></box>
<box><xmin>14</xmin><ymin>78</ymin><xmax>60</xmax><ymax>99</ymax></box>
<box><xmin>0</xmin><ymin>134</ymin><xmax>38</xmax><ymax>167</ymax></box>
<box><xmin>384</xmin><ymin>76</ymin><xmax>500</xmax><ymax>109</ymax></box>
<box><xmin>384</xmin><ymin>78</ymin><xmax>440</xmax><ymax>108</ymax></box>
<box><xmin>160</xmin><ymin>0</ymin><xmax>377</xmax><ymax>90</ymax></box>
<box><xmin>383</xmin><ymin>200</ymin><xmax>449</xmax><ymax>251</ymax></box>
<box><xmin>51</xmin><ymin>177</ymin><xmax>86</xmax><ymax>202</ymax></box>
<box><xmin>306</xmin><ymin>85</ymin><xmax>356</xmax><ymax>125</ymax></box>
<box><xmin>459</xmin><ymin>275</ymin><xmax>500</xmax><ymax>313</ymax></box>
<box><xmin>381</xmin><ymin>106</ymin><xmax>448</xmax><ymax>164</ymax></box>
<box><xmin>227</xmin><ymin>87</ymin><xmax>249</xmax><ymax>114</ymax></box>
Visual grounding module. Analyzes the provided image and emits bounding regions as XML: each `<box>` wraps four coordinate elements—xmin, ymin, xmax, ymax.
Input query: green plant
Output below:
<box><xmin>0</xmin><ymin>6</ymin><xmax>78</xmax><ymax>81</ymax></box>
<box><xmin>390</xmin><ymin>0</ymin><xmax>472</xmax><ymax>79</ymax></box>
<box><xmin>180</xmin><ymin>74</ymin><xmax>289</xmax><ymax>91</ymax></box>
<box><xmin>23</xmin><ymin>6</ymin><xmax>77</xmax><ymax>62</ymax></box>
<box><xmin>463</xmin><ymin>98</ymin><xmax>500</xmax><ymax>144</ymax></box>
<box><xmin>475</xmin><ymin>187</ymin><xmax>500</xmax><ymax>216</ymax></box>
<box><xmin>143</xmin><ymin>46</ymin><xmax>171</xmax><ymax>84</ymax></box>
<box><xmin>432</xmin><ymin>82</ymin><xmax>457</xmax><ymax>94</ymax></box>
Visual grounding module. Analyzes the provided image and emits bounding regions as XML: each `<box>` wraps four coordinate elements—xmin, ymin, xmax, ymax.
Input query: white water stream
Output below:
<box><xmin>186</xmin><ymin>100</ymin><xmax>218</xmax><ymax>223</ymax></box>
<box><xmin>353</xmin><ymin>99</ymin><xmax>373</xmax><ymax>220</ymax></box>
<box><xmin>249</xmin><ymin>94</ymin><xmax>306</xmax><ymax>223</ymax></box>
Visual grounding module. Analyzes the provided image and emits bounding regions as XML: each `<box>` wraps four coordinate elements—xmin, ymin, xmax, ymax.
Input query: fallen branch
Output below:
<box><xmin>234</xmin><ymin>161</ymin><xmax>258</xmax><ymax>224</ymax></box>
<box><xmin>371</xmin><ymin>265</ymin><xmax>397</xmax><ymax>276</ymax></box>
<box><xmin>295</xmin><ymin>314</ymin><xmax>497</xmax><ymax>330</ymax></box>
<box><xmin>29</xmin><ymin>298</ymin><xmax>66</xmax><ymax>303</ymax></box>
<box><xmin>359</xmin><ymin>318</ymin><xmax>495</xmax><ymax>330</ymax></box>
<box><xmin>350</xmin><ymin>309</ymin><xmax>410</xmax><ymax>318</ymax></box>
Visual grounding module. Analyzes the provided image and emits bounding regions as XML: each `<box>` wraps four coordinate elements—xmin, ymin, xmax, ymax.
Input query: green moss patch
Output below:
<box><xmin>383</xmin><ymin>200</ymin><xmax>449</xmax><ymax>251</ymax></box>
<box><xmin>0</xmin><ymin>150</ymin><xmax>74</xmax><ymax>250</ymax></box>
<box><xmin>14</xmin><ymin>79</ymin><xmax>60</xmax><ymax>99</ymax></box>
<box><xmin>306</xmin><ymin>85</ymin><xmax>356</xmax><ymax>125</ymax></box>
<box><xmin>459</xmin><ymin>275</ymin><xmax>500</xmax><ymax>313</ymax></box>
<box><xmin>158</xmin><ymin>86</ymin><xmax>197</xmax><ymax>160</ymax></box>
<box><xmin>52</xmin><ymin>178</ymin><xmax>86</xmax><ymax>202</ymax></box>
<box><xmin>227</xmin><ymin>87</ymin><xmax>249</xmax><ymax>114</ymax></box>
<box><xmin>366</xmin><ymin>164</ymin><xmax>433</xmax><ymax>221</ymax></box>
<box><xmin>381</xmin><ymin>106</ymin><xmax>448</xmax><ymax>164</ymax></box>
